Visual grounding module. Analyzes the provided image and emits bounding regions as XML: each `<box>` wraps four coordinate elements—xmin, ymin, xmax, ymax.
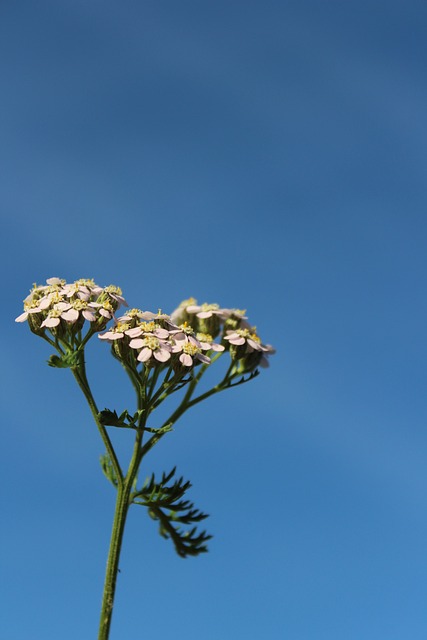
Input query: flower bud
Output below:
<box><xmin>197</xmin><ymin>314</ymin><xmax>221</xmax><ymax>338</ymax></box>
<box><xmin>27</xmin><ymin>312</ymin><xmax>45</xmax><ymax>336</ymax></box>
<box><xmin>229</xmin><ymin>343</ymin><xmax>247</xmax><ymax>361</ymax></box>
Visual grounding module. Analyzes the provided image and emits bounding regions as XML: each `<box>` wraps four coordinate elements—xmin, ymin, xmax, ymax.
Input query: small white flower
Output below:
<box><xmin>131</xmin><ymin>336</ymin><xmax>172</xmax><ymax>363</ymax></box>
<box><xmin>172</xmin><ymin>342</ymin><xmax>211</xmax><ymax>367</ymax></box>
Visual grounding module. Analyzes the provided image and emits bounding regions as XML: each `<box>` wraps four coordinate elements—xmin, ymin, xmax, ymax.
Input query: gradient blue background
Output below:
<box><xmin>2</xmin><ymin>1</ymin><xmax>427</xmax><ymax>638</ymax></box>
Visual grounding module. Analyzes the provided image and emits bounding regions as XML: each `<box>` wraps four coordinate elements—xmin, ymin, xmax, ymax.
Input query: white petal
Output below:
<box><xmin>196</xmin><ymin>353</ymin><xmax>211</xmax><ymax>364</ymax></box>
<box><xmin>46</xmin><ymin>277</ymin><xmax>62</xmax><ymax>285</ymax></box>
<box><xmin>229</xmin><ymin>336</ymin><xmax>245</xmax><ymax>345</ymax></box>
<box><xmin>154</xmin><ymin>348</ymin><xmax>171</xmax><ymax>362</ymax></box>
<box><xmin>61</xmin><ymin>309</ymin><xmax>79</xmax><ymax>322</ymax></box>
<box><xmin>137</xmin><ymin>348</ymin><xmax>152</xmax><ymax>362</ymax></box>
<box><xmin>38</xmin><ymin>297</ymin><xmax>52</xmax><ymax>310</ymax></box>
<box><xmin>42</xmin><ymin>317</ymin><xmax>60</xmax><ymax>328</ymax></box>
<box><xmin>83</xmin><ymin>310</ymin><xmax>96</xmax><ymax>321</ymax></box>
<box><xmin>125</xmin><ymin>327</ymin><xmax>142</xmax><ymax>338</ymax></box>
<box><xmin>247</xmin><ymin>339</ymin><xmax>262</xmax><ymax>351</ymax></box>
<box><xmin>196</xmin><ymin>311</ymin><xmax>212</xmax><ymax>319</ymax></box>
<box><xmin>180</xmin><ymin>353</ymin><xmax>193</xmax><ymax>367</ymax></box>
<box><xmin>211</xmin><ymin>343</ymin><xmax>225</xmax><ymax>352</ymax></box>
<box><xmin>185</xmin><ymin>305</ymin><xmax>200</xmax><ymax>313</ymax></box>
<box><xmin>15</xmin><ymin>312</ymin><xmax>29</xmax><ymax>322</ymax></box>
<box><xmin>129</xmin><ymin>338</ymin><xmax>144</xmax><ymax>349</ymax></box>
<box><xmin>154</xmin><ymin>328</ymin><xmax>169</xmax><ymax>339</ymax></box>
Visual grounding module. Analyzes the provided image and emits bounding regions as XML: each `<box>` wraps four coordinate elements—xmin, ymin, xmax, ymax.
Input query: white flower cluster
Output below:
<box><xmin>171</xmin><ymin>299</ymin><xmax>275</xmax><ymax>369</ymax></box>
<box><xmin>15</xmin><ymin>277</ymin><xmax>127</xmax><ymax>335</ymax></box>
<box><xmin>99</xmin><ymin>308</ymin><xmax>225</xmax><ymax>368</ymax></box>
<box><xmin>99</xmin><ymin>298</ymin><xmax>275</xmax><ymax>371</ymax></box>
<box><xmin>16</xmin><ymin>281</ymin><xmax>275</xmax><ymax>372</ymax></box>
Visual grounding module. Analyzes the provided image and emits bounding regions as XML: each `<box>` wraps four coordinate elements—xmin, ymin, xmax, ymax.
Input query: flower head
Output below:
<box><xmin>16</xmin><ymin>277</ymin><xmax>127</xmax><ymax>338</ymax></box>
<box><xmin>223</xmin><ymin>326</ymin><xmax>275</xmax><ymax>370</ymax></box>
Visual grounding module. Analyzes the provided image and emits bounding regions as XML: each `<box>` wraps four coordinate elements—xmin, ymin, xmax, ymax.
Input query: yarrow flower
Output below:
<box><xmin>15</xmin><ymin>277</ymin><xmax>127</xmax><ymax>337</ymax></box>
<box><xmin>223</xmin><ymin>327</ymin><xmax>275</xmax><ymax>369</ymax></box>
<box><xmin>170</xmin><ymin>299</ymin><xmax>248</xmax><ymax>338</ymax></box>
<box><xmin>98</xmin><ymin>298</ymin><xmax>275</xmax><ymax>375</ymax></box>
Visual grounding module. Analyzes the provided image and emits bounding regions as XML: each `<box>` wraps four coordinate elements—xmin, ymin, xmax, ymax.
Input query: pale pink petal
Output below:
<box><xmin>46</xmin><ymin>277</ymin><xmax>62</xmax><ymax>285</ymax></box>
<box><xmin>196</xmin><ymin>353</ymin><xmax>211</xmax><ymax>364</ymax></box>
<box><xmin>99</xmin><ymin>308</ymin><xmax>112</xmax><ymax>318</ymax></box>
<box><xmin>109</xmin><ymin>332</ymin><xmax>124</xmax><ymax>340</ymax></box>
<box><xmin>139</xmin><ymin>311</ymin><xmax>157</xmax><ymax>320</ymax></box>
<box><xmin>61</xmin><ymin>309</ymin><xmax>79</xmax><ymax>322</ymax></box>
<box><xmin>171</xmin><ymin>344</ymin><xmax>183</xmax><ymax>353</ymax></box>
<box><xmin>154</xmin><ymin>348</ymin><xmax>171</xmax><ymax>362</ymax></box>
<box><xmin>42</xmin><ymin>317</ymin><xmax>60</xmax><ymax>328</ymax></box>
<box><xmin>129</xmin><ymin>338</ymin><xmax>145</xmax><ymax>349</ymax></box>
<box><xmin>210</xmin><ymin>343</ymin><xmax>225</xmax><ymax>352</ymax></box>
<box><xmin>196</xmin><ymin>311</ymin><xmax>212</xmax><ymax>319</ymax></box>
<box><xmin>56</xmin><ymin>302</ymin><xmax>71</xmax><ymax>311</ymax></box>
<box><xmin>185</xmin><ymin>305</ymin><xmax>201</xmax><ymax>313</ymax></box>
<box><xmin>83</xmin><ymin>310</ymin><xmax>96</xmax><ymax>321</ymax></box>
<box><xmin>98</xmin><ymin>332</ymin><xmax>114</xmax><ymax>340</ymax></box>
<box><xmin>224</xmin><ymin>332</ymin><xmax>239</xmax><ymax>340</ymax></box>
<box><xmin>153</xmin><ymin>328</ymin><xmax>169</xmax><ymax>339</ymax></box>
<box><xmin>137</xmin><ymin>348</ymin><xmax>152</xmax><ymax>362</ymax></box>
<box><xmin>15</xmin><ymin>312</ymin><xmax>29</xmax><ymax>322</ymax></box>
<box><xmin>38</xmin><ymin>297</ymin><xmax>52</xmax><ymax>310</ymax></box>
<box><xmin>247</xmin><ymin>339</ymin><xmax>262</xmax><ymax>351</ymax></box>
<box><xmin>125</xmin><ymin>327</ymin><xmax>143</xmax><ymax>338</ymax></box>
<box><xmin>180</xmin><ymin>353</ymin><xmax>193</xmax><ymax>367</ymax></box>
<box><xmin>228</xmin><ymin>336</ymin><xmax>246</xmax><ymax>345</ymax></box>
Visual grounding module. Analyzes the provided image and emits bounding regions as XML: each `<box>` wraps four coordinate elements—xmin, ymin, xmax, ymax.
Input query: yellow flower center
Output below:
<box><xmin>183</xmin><ymin>343</ymin><xmax>200</xmax><ymax>356</ymax></box>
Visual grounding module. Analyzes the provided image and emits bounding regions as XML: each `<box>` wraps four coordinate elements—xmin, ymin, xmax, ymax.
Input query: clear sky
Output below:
<box><xmin>2</xmin><ymin>1</ymin><xmax>427</xmax><ymax>638</ymax></box>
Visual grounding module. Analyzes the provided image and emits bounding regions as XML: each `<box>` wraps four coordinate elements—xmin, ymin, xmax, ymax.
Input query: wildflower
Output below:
<box><xmin>170</xmin><ymin>298</ymin><xmax>197</xmax><ymax>326</ymax></box>
<box><xmin>223</xmin><ymin>328</ymin><xmax>264</xmax><ymax>351</ymax></box>
<box><xmin>172</xmin><ymin>342</ymin><xmax>211</xmax><ymax>367</ymax></box>
<box><xmin>196</xmin><ymin>332</ymin><xmax>225</xmax><ymax>353</ymax></box>
<box><xmin>16</xmin><ymin>278</ymin><xmax>127</xmax><ymax>336</ymax></box>
<box><xmin>223</xmin><ymin>327</ymin><xmax>275</xmax><ymax>370</ymax></box>
<box><xmin>130</xmin><ymin>335</ymin><xmax>172</xmax><ymax>364</ymax></box>
<box><xmin>125</xmin><ymin>321</ymin><xmax>170</xmax><ymax>341</ymax></box>
<box><xmin>98</xmin><ymin>322</ymin><xmax>131</xmax><ymax>341</ymax></box>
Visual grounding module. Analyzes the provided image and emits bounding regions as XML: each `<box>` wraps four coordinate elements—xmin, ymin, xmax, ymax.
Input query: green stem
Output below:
<box><xmin>72</xmin><ymin>363</ymin><xmax>123</xmax><ymax>487</ymax></box>
<box><xmin>98</xmin><ymin>410</ymin><xmax>146</xmax><ymax>639</ymax></box>
<box><xmin>98</xmin><ymin>482</ymin><xmax>131</xmax><ymax>640</ymax></box>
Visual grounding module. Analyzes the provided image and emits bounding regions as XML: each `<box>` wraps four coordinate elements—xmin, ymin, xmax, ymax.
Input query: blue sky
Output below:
<box><xmin>2</xmin><ymin>1</ymin><xmax>427</xmax><ymax>638</ymax></box>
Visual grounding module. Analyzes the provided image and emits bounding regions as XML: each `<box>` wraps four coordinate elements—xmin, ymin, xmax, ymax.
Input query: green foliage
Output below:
<box><xmin>100</xmin><ymin>453</ymin><xmax>119</xmax><ymax>488</ymax></box>
<box><xmin>47</xmin><ymin>351</ymin><xmax>82</xmax><ymax>369</ymax></box>
<box><xmin>98</xmin><ymin>408</ymin><xmax>145</xmax><ymax>430</ymax></box>
<box><xmin>131</xmin><ymin>468</ymin><xmax>212</xmax><ymax>558</ymax></box>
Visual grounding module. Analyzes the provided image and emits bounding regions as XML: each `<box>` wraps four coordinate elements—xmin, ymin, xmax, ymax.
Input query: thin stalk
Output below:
<box><xmin>97</xmin><ymin>482</ymin><xmax>131</xmax><ymax>640</ymax></box>
<box><xmin>98</xmin><ymin>397</ymin><xmax>147</xmax><ymax>639</ymax></box>
<box><xmin>72</xmin><ymin>362</ymin><xmax>123</xmax><ymax>487</ymax></box>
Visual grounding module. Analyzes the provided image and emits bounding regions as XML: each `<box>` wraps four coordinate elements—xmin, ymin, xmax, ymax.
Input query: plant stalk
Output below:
<box><xmin>98</xmin><ymin>483</ymin><xmax>131</xmax><ymax>640</ymax></box>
